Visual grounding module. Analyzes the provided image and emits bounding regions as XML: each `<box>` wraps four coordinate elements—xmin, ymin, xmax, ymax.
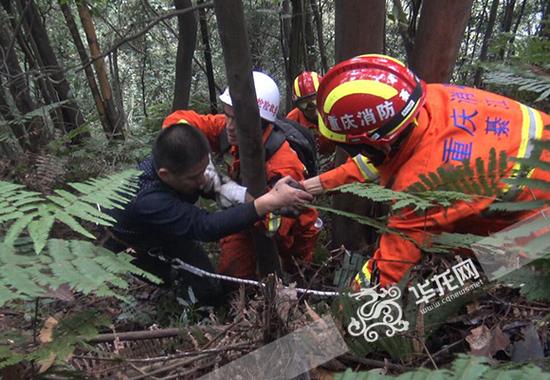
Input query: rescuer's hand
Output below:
<box><xmin>217</xmin><ymin>176</ymin><xmax>248</xmax><ymax>208</ymax></box>
<box><xmin>254</xmin><ymin>176</ymin><xmax>313</xmax><ymax>216</ymax></box>
<box><xmin>302</xmin><ymin>176</ymin><xmax>324</xmax><ymax>195</ymax></box>
<box><xmin>202</xmin><ymin>155</ymin><xmax>222</xmax><ymax>194</ymax></box>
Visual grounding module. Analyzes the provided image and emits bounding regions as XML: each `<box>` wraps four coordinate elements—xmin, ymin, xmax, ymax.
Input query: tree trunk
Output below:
<box><xmin>3</xmin><ymin>0</ymin><xmax>64</xmax><ymax>133</ymax></box>
<box><xmin>172</xmin><ymin>0</ymin><xmax>197</xmax><ymax>111</ymax></box>
<box><xmin>473</xmin><ymin>0</ymin><xmax>499</xmax><ymax>86</ymax></box>
<box><xmin>465</xmin><ymin>0</ymin><xmax>488</xmax><ymax>83</ymax></box>
<box><xmin>280</xmin><ymin>0</ymin><xmax>293</xmax><ymax>113</ymax></box>
<box><xmin>507</xmin><ymin>0</ymin><xmax>528</xmax><ymax>57</ymax></box>
<box><xmin>77</xmin><ymin>0</ymin><xmax>123</xmax><ymax>140</ymax></box>
<box><xmin>59</xmin><ymin>1</ymin><xmax>111</xmax><ymax>137</ymax></box>
<box><xmin>332</xmin><ymin>0</ymin><xmax>386</xmax><ymax>252</ymax></box>
<box><xmin>197</xmin><ymin>0</ymin><xmax>218</xmax><ymax>114</ymax></box>
<box><xmin>498</xmin><ymin>0</ymin><xmax>516</xmax><ymax>59</ymax></box>
<box><xmin>0</xmin><ymin>12</ymin><xmax>45</xmax><ymax>152</ymax></box>
<box><xmin>335</xmin><ymin>0</ymin><xmax>385</xmax><ymax>61</ymax></box>
<box><xmin>141</xmin><ymin>42</ymin><xmax>147</xmax><ymax>118</ymax></box>
<box><xmin>0</xmin><ymin>80</ymin><xmax>21</xmax><ymax>158</ymax></box>
<box><xmin>289</xmin><ymin>0</ymin><xmax>305</xmax><ymax>83</ymax></box>
<box><xmin>0</xmin><ymin>75</ymin><xmax>25</xmax><ymax>152</ymax></box>
<box><xmin>213</xmin><ymin>0</ymin><xmax>281</xmax><ymax>277</ymax></box>
<box><xmin>309</xmin><ymin>0</ymin><xmax>328</xmax><ymax>73</ymax></box>
<box><xmin>409</xmin><ymin>0</ymin><xmax>474</xmax><ymax>83</ymax></box>
<box><xmin>110</xmin><ymin>50</ymin><xmax>126</xmax><ymax>130</ymax></box>
<box><xmin>17</xmin><ymin>0</ymin><xmax>86</xmax><ymax>139</ymax></box>
<box><xmin>303</xmin><ymin>0</ymin><xmax>316</xmax><ymax>71</ymax></box>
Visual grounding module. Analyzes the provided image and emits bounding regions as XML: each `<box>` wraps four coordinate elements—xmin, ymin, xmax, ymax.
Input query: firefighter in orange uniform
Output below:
<box><xmin>163</xmin><ymin>71</ymin><xmax>320</xmax><ymax>279</ymax></box>
<box><xmin>287</xmin><ymin>71</ymin><xmax>335</xmax><ymax>156</ymax></box>
<box><xmin>301</xmin><ymin>54</ymin><xmax>550</xmax><ymax>288</ymax></box>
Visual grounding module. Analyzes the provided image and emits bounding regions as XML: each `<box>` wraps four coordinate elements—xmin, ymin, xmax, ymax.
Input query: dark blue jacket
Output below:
<box><xmin>109</xmin><ymin>157</ymin><xmax>260</xmax><ymax>248</ymax></box>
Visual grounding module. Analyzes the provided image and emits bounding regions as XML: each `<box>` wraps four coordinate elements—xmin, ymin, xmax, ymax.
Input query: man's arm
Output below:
<box><xmin>303</xmin><ymin>155</ymin><xmax>379</xmax><ymax>195</ymax></box>
<box><xmin>136</xmin><ymin>176</ymin><xmax>313</xmax><ymax>242</ymax></box>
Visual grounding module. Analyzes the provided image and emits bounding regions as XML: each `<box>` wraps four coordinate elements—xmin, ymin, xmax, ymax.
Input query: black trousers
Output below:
<box><xmin>104</xmin><ymin>233</ymin><xmax>225</xmax><ymax>306</ymax></box>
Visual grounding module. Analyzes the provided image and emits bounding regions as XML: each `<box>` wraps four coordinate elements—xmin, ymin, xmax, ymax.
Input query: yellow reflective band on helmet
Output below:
<box><xmin>353</xmin><ymin>155</ymin><xmax>379</xmax><ymax>181</ymax></box>
<box><xmin>318</xmin><ymin>113</ymin><xmax>347</xmax><ymax>142</ymax></box>
<box><xmin>267</xmin><ymin>212</ymin><xmax>281</xmax><ymax>234</ymax></box>
<box><xmin>323</xmin><ymin>80</ymin><xmax>398</xmax><ymax>114</ymax></box>
<box><xmin>293</xmin><ymin>77</ymin><xmax>301</xmax><ymax>98</ymax></box>
<box><xmin>176</xmin><ymin>118</ymin><xmax>191</xmax><ymax>125</ymax></box>
<box><xmin>353</xmin><ymin>259</ymin><xmax>372</xmax><ymax>288</ymax></box>
<box><xmin>312</xmin><ymin>72</ymin><xmax>319</xmax><ymax>90</ymax></box>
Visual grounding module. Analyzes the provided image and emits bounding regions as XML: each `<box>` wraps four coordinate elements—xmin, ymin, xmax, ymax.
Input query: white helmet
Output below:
<box><xmin>219</xmin><ymin>71</ymin><xmax>280</xmax><ymax>122</ymax></box>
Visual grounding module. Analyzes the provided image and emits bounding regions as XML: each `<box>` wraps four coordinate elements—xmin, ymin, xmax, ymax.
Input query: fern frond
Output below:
<box><xmin>486</xmin><ymin>70</ymin><xmax>550</xmax><ymax>102</ymax></box>
<box><xmin>407</xmin><ymin>148</ymin><xmax>507</xmax><ymax>197</ymax></box>
<box><xmin>489</xmin><ymin>200</ymin><xmax>548</xmax><ymax>212</ymax></box>
<box><xmin>0</xmin><ymin>169</ymin><xmax>140</xmax><ymax>253</ymax></box>
<box><xmin>334</xmin><ymin>183</ymin><xmax>473</xmax><ymax>214</ymax></box>
<box><xmin>314</xmin><ymin>204</ymin><xmax>391</xmax><ymax>232</ymax></box>
<box><xmin>334</xmin><ymin>354</ymin><xmax>550</xmax><ymax>379</ymax></box>
<box><xmin>0</xmin><ymin>239</ymin><xmax>161</xmax><ymax>306</ymax></box>
<box><xmin>510</xmin><ymin>156</ymin><xmax>550</xmax><ymax>172</ymax></box>
<box><xmin>502</xmin><ymin>177</ymin><xmax>550</xmax><ymax>191</ymax></box>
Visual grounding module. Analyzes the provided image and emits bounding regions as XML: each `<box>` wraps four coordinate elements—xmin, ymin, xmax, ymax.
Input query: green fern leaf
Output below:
<box><xmin>54</xmin><ymin>211</ymin><xmax>95</xmax><ymax>239</ymax></box>
<box><xmin>27</xmin><ymin>206</ymin><xmax>55</xmax><ymax>254</ymax></box>
<box><xmin>475</xmin><ymin>157</ymin><xmax>491</xmax><ymax>195</ymax></box>
<box><xmin>4</xmin><ymin>214</ymin><xmax>35</xmax><ymax>246</ymax></box>
<box><xmin>334</xmin><ymin>354</ymin><xmax>550</xmax><ymax>379</ymax></box>
<box><xmin>489</xmin><ymin>200</ymin><xmax>548</xmax><ymax>212</ymax></box>
<box><xmin>502</xmin><ymin>177</ymin><xmax>550</xmax><ymax>190</ymax></box>
<box><xmin>510</xmin><ymin>156</ymin><xmax>550</xmax><ymax>172</ymax></box>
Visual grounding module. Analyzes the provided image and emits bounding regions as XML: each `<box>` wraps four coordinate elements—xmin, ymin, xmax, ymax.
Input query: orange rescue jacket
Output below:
<box><xmin>318</xmin><ymin>84</ymin><xmax>550</xmax><ymax>287</ymax></box>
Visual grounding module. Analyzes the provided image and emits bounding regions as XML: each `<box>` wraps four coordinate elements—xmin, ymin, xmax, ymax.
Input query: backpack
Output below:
<box><xmin>218</xmin><ymin>117</ymin><xmax>319</xmax><ymax>178</ymax></box>
<box><xmin>265</xmin><ymin>118</ymin><xmax>319</xmax><ymax>178</ymax></box>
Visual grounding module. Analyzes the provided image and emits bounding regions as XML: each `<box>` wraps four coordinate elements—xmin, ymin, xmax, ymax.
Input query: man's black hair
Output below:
<box><xmin>153</xmin><ymin>124</ymin><xmax>210</xmax><ymax>175</ymax></box>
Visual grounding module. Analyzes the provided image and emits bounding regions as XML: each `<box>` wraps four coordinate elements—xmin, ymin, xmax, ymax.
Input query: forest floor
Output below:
<box><xmin>2</xmin><ymin>235</ymin><xmax>550</xmax><ymax>379</ymax></box>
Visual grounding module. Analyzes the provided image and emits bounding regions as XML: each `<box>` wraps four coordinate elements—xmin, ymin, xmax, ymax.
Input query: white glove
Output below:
<box><xmin>202</xmin><ymin>155</ymin><xmax>222</xmax><ymax>194</ymax></box>
<box><xmin>217</xmin><ymin>176</ymin><xmax>247</xmax><ymax>208</ymax></box>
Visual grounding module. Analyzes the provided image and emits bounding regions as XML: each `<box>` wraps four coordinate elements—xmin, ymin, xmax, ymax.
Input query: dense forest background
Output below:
<box><xmin>0</xmin><ymin>0</ymin><xmax>550</xmax><ymax>378</ymax></box>
<box><xmin>1</xmin><ymin>0</ymin><xmax>548</xmax><ymax>174</ymax></box>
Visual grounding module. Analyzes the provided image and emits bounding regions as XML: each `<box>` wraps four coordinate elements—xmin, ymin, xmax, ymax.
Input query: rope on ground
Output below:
<box><xmin>152</xmin><ymin>251</ymin><xmax>343</xmax><ymax>298</ymax></box>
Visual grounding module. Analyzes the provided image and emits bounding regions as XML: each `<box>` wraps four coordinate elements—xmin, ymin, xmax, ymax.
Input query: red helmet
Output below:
<box><xmin>292</xmin><ymin>71</ymin><xmax>321</xmax><ymax>102</ymax></box>
<box><xmin>316</xmin><ymin>54</ymin><xmax>426</xmax><ymax>147</ymax></box>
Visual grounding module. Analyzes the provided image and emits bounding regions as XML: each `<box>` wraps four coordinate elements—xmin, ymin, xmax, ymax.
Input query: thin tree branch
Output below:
<box><xmin>76</xmin><ymin>2</ymin><xmax>213</xmax><ymax>73</ymax></box>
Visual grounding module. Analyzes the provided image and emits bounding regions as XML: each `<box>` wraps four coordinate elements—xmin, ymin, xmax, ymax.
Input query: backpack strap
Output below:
<box><xmin>264</xmin><ymin>128</ymin><xmax>286</xmax><ymax>162</ymax></box>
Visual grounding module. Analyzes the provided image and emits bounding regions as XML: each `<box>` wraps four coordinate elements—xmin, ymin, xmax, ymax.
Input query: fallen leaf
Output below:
<box><xmin>39</xmin><ymin>316</ymin><xmax>58</xmax><ymax>344</ymax></box>
<box><xmin>466</xmin><ymin>325</ymin><xmax>510</xmax><ymax>357</ymax></box>
<box><xmin>511</xmin><ymin>323</ymin><xmax>544</xmax><ymax>361</ymax></box>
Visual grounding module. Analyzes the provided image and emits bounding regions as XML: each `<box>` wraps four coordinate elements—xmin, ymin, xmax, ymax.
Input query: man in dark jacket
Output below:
<box><xmin>106</xmin><ymin>123</ymin><xmax>312</xmax><ymax>305</ymax></box>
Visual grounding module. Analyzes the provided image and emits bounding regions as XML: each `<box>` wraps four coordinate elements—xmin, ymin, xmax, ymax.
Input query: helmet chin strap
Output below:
<box><xmin>338</xmin><ymin>122</ymin><xmax>416</xmax><ymax>167</ymax></box>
